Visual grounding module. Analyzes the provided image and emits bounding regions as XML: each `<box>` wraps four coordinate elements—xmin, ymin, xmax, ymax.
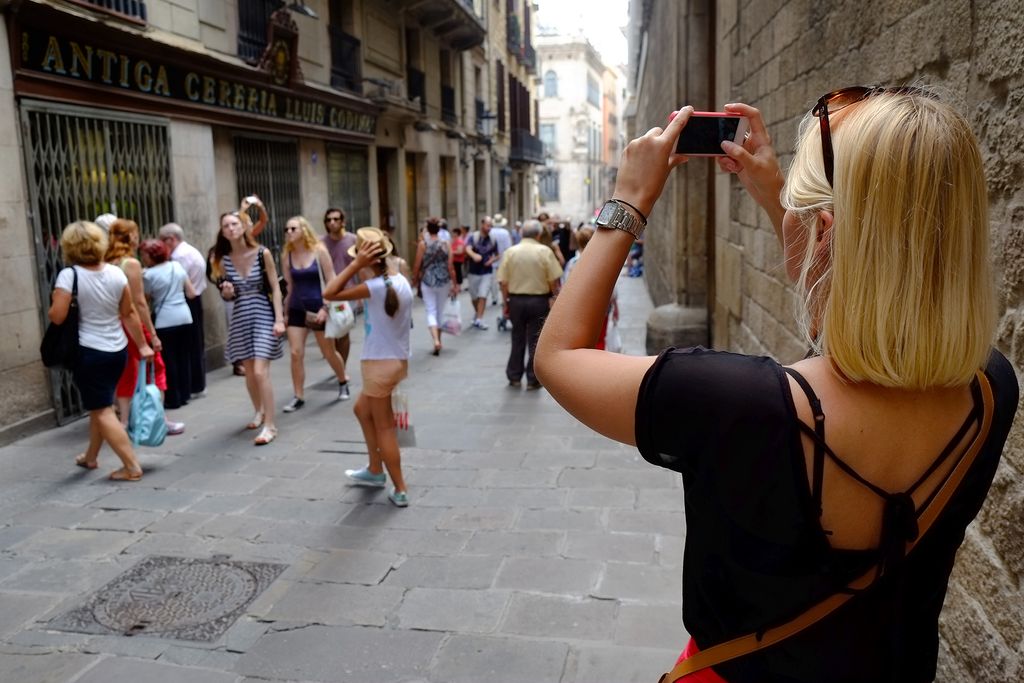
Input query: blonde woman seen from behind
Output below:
<box><xmin>49</xmin><ymin>222</ymin><xmax>152</xmax><ymax>481</ymax></box>
<box><xmin>535</xmin><ymin>93</ymin><xmax>1017</xmax><ymax>681</ymax></box>
<box><xmin>281</xmin><ymin>215</ymin><xmax>350</xmax><ymax>412</ymax></box>
<box><xmin>323</xmin><ymin>228</ymin><xmax>414</xmax><ymax>507</ymax></box>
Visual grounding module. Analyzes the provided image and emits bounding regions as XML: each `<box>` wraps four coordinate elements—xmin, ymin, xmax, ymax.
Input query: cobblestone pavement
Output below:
<box><xmin>0</xmin><ymin>274</ymin><xmax>688</xmax><ymax>683</ymax></box>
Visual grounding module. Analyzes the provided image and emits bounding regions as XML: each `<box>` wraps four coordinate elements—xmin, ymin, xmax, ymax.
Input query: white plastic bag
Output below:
<box><xmin>605</xmin><ymin>319</ymin><xmax>623</xmax><ymax>353</ymax></box>
<box><xmin>391</xmin><ymin>388</ymin><xmax>415</xmax><ymax>447</ymax></box>
<box><xmin>324</xmin><ymin>301</ymin><xmax>356</xmax><ymax>338</ymax></box>
<box><xmin>440</xmin><ymin>296</ymin><xmax>462</xmax><ymax>336</ymax></box>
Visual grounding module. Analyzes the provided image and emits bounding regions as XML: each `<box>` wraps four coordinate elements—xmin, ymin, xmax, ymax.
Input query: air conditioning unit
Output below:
<box><xmin>365</xmin><ymin>77</ymin><xmax>405</xmax><ymax>100</ymax></box>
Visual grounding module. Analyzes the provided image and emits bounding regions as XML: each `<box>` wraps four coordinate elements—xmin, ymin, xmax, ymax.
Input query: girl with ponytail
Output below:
<box><xmin>323</xmin><ymin>227</ymin><xmax>414</xmax><ymax>507</ymax></box>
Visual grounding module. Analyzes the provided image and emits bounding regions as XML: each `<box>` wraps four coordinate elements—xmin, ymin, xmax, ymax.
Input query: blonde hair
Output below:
<box><xmin>283</xmin><ymin>215</ymin><xmax>318</xmax><ymax>254</ymax></box>
<box><xmin>61</xmin><ymin>221</ymin><xmax>108</xmax><ymax>265</ymax></box>
<box><xmin>782</xmin><ymin>91</ymin><xmax>994</xmax><ymax>388</ymax></box>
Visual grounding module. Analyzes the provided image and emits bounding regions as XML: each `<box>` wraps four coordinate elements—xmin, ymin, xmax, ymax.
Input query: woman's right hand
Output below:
<box><xmin>219</xmin><ymin>280</ymin><xmax>235</xmax><ymax>300</ymax></box>
<box><xmin>611</xmin><ymin>106</ymin><xmax>692</xmax><ymax>218</ymax></box>
<box><xmin>717</xmin><ymin>103</ymin><xmax>785</xmax><ymax>228</ymax></box>
<box><xmin>138</xmin><ymin>344</ymin><xmax>155</xmax><ymax>361</ymax></box>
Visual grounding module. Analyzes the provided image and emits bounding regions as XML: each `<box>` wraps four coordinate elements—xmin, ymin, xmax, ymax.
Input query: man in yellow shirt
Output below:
<box><xmin>496</xmin><ymin>220</ymin><xmax>563</xmax><ymax>389</ymax></box>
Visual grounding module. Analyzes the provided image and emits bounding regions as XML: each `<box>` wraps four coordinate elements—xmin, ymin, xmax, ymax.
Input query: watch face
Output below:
<box><xmin>597</xmin><ymin>202</ymin><xmax>617</xmax><ymax>224</ymax></box>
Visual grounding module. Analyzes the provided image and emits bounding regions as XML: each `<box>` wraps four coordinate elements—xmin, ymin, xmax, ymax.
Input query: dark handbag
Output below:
<box><xmin>658</xmin><ymin>370</ymin><xmax>996</xmax><ymax>682</ymax></box>
<box><xmin>304</xmin><ymin>310</ymin><xmax>326</xmax><ymax>331</ymax></box>
<box><xmin>40</xmin><ymin>267</ymin><xmax>80</xmax><ymax>369</ymax></box>
<box><xmin>257</xmin><ymin>247</ymin><xmax>288</xmax><ymax>300</ymax></box>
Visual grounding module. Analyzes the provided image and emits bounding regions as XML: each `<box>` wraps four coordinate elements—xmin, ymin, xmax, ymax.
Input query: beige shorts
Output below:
<box><xmin>360</xmin><ymin>359</ymin><xmax>408</xmax><ymax>398</ymax></box>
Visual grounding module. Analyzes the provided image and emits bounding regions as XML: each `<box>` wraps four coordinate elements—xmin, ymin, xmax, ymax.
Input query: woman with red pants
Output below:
<box><xmin>104</xmin><ymin>219</ymin><xmax>184</xmax><ymax>435</ymax></box>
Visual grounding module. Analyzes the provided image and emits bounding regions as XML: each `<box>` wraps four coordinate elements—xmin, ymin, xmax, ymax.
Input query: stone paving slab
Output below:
<box><xmin>0</xmin><ymin>277</ymin><xmax>690</xmax><ymax>682</ymax></box>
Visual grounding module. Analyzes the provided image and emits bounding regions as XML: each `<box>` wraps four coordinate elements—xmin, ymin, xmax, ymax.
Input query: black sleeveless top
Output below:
<box><xmin>634</xmin><ymin>347</ymin><xmax>1017</xmax><ymax>683</ymax></box>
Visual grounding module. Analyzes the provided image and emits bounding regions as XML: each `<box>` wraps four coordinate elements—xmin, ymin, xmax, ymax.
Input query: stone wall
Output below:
<box><xmin>0</xmin><ymin>15</ymin><xmax>53</xmax><ymax>441</ymax></box>
<box><xmin>711</xmin><ymin>0</ymin><xmax>1024</xmax><ymax>677</ymax></box>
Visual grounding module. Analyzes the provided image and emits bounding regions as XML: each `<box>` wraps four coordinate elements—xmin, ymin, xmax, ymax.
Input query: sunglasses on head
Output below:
<box><xmin>811</xmin><ymin>86</ymin><xmax>938</xmax><ymax>187</ymax></box>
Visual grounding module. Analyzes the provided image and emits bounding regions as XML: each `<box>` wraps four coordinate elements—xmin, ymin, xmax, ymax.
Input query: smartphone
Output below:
<box><xmin>675</xmin><ymin>112</ymin><xmax>750</xmax><ymax>156</ymax></box>
<box><xmin>245</xmin><ymin>195</ymin><xmax>258</xmax><ymax>204</ymax></box>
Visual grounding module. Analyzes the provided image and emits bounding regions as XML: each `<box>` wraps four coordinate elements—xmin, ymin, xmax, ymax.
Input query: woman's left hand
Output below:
<box><xmin>315</xmin><ymin>309</ymin><xmax>327</xmax><ymax>325</ymax></box>
<box><xmin>612</xmin><ymin>106</ymin><xmax>693</xmax><ymax>218</ymax></box>
<box><xmin>273</xmin><ymin>320</ymin><xmax>285</xmax><ymax>337</ymax></box>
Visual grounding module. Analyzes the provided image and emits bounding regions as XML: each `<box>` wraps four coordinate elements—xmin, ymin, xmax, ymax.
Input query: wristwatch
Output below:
<box><xmin>595</xmin><ymin>199</ymin><xmax>646</xmax><ymax>239</ymax></box>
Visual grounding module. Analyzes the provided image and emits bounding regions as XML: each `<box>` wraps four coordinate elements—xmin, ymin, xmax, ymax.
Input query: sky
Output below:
<box><xmin>534</xmin><ymin>0</ymin><xmax>630</xmax><ymax>68</ymax></box>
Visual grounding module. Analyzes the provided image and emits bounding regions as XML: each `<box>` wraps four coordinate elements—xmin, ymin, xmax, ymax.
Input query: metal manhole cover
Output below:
<box><xmin>48</xmin><ymin>556</ymin><xmax>286</xmax><ymax>642</ymax></box>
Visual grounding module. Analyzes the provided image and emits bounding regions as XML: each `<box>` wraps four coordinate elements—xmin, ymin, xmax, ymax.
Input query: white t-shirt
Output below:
<box><xmin>55</xmin><ymin>264</ymin><xmax>128</xmax><ymax>352</ymax></box>
<box><xmin>361</xmin><ymin>273</ymin><xmax>413</xmax><ymax>361</ymax></box>
<box><xmin>171</xmin><ymin>240</ymin><xmax>208</xmax><ymax>296</ymax></box>
<box><xmin>143</xmin><ymin>261</ymin><xmax>193</xmax><ymax>329</ymax></box>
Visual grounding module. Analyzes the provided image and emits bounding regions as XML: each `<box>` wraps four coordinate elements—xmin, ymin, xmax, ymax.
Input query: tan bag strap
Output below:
<box><xmin>660</xmin><ymin>370</ymin><xmax>995</xmax><ymax>683</ymax></box>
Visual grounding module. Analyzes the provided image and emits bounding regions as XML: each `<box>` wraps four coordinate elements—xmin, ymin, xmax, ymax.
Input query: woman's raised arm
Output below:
<box><xmin>535</xmin><ymin>107</ymin><xmax>692</xmax><ymax>446</ymax></box>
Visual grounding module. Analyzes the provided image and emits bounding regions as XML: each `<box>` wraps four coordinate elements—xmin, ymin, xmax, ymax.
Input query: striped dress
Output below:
<box><xmin>223</xmin><ymin>253</ymin><xmax>283</xmax><ymax>362</ymax></box>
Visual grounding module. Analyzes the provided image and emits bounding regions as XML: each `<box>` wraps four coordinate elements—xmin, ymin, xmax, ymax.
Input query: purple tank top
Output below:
<box><xmin>288</xmin><ymin>253</ymin><xmax>322</xmax><ymax>306</ymax></box>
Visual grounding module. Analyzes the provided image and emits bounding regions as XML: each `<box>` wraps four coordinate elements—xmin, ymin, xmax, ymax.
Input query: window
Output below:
<box><xmin>586</xmin><ymin>74</ymin><xmax>600</xmax><ymax>108</ymax></box>
<box><xmin>71</xmin><ymin>0</ymin><xmax>147</xmax><ymax>23</ymax></box>
<box><xmin>538</xmin><ymin>169</ymin><xmax>559</xmax><ymax>202</ymax></box>
<box><xmin>329</xmin><ymin>0</ymin><xmax>361</xmax><ymax>93</ymax></box>
<box><xmin>543</xmin><ymin>70</ymin><xmax>558</xmax><ymax>98</ymax></box>
<box><xmin>496</xmin><ymin>60</ymin><xmax>506</xmax><ymax>132</ymax></box>
<box><xmin>540</xmin><ymin>123</ymin><xmax>556</xmax><ymax>156</ymax></box>
<box><xmin>238</xmin><ymin>0</ymin><xmax>276</xmax><ymax>63</ymax></box>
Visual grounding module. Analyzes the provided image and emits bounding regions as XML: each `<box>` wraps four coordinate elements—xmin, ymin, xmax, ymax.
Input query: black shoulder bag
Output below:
<box><xmin>40</xmin><ymin>267</ymin><xmax>81</xmax><ymax>369</ymax></box>
<box><xmin>257</xmin><ymin>247</ymin><xmax>288</xmax><ymax>301</ymax></box>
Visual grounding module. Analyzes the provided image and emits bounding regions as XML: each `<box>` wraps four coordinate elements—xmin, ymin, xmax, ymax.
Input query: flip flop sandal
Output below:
<box><xmin>254</xmin><ymin>426</ymin><xmax>277</xmax><ymax>446</ymax></box>
<box><xmin>245</xmin><ymin>412</ymin><xmax>265</xmax><ymax>430</ymax></box>
<box><xmin>109</xmin><ymin>467</ymin><xmax>143</xmax><ymax>482</ymax></box>
<box><xmin>75</xmin><ymin>454</ymin><xmax>98</xmax><ymax>470</ymax></box>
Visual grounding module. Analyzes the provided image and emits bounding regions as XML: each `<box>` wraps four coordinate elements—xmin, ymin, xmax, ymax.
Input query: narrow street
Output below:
<box><xmin>0</xmin><ymin>275</ymin><xmax>687</xmax><ymax>683</ymax></box>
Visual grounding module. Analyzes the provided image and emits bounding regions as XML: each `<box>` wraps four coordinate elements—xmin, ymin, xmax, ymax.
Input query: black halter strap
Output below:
<box><xmin>783</xmin><ymin>367</ymin><xmax>827</xmax><ymax>520</ymax></box>
<box><xmin>784</xmin><ymin>367</ymin><xmax>984</xmax><ymax>577</ymax></box>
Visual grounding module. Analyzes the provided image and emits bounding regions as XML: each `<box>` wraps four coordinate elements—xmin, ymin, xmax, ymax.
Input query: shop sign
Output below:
<box><xmin>18</xmin><ymin>28</ymin><xmax>376</xmax><ymax>137</ymax></box>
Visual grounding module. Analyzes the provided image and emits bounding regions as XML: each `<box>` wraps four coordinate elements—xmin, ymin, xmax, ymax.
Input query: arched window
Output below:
<box><xmin>543</xmin><ymin>70</ymin><xmax>558</xmax><ymax>98</ymax></box>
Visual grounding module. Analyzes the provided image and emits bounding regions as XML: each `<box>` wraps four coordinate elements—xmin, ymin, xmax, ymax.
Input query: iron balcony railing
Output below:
<box><xmin>507</xmin><ymin>14</ymin><xmax>521</xmax><ymax>57</ymax></box>
<box><xmin>72</xmin><ymin>0</ymin><xmax>147</xmax><ymax>21</ymax></box>
<box><xmin>407</xmin><ymin>67</ymin><xmax>426</xmax><ymax>112</ymax></box>
<box><xmin>511</xmin><ymin>128</ymin><xmax>544</xmax><ymax>165</ymax></box>
<box><xmin>441</xmin><ymin>85</ymin><xmax>457</xmax><ymax>125</ymax></box>
<box><xmin>523</xmin><ymin>44</ymin><xmax>537</xmax><ymax>73</ymax></box>
<box><xmin>329</xmin><ymin>27</ymin><xmax>363</xmax><ymax>94</ymax></box>
<box><xmin>238</xmin><ymin>0</ymin><xmax>276</xmax><ymax>63</ymax></box>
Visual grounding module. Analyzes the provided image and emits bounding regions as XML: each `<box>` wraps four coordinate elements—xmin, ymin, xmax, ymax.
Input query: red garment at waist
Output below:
<box><xmin>671</xmin><ymin>638</ymin><xmax>730</xmax><ymax>683</ymax></box>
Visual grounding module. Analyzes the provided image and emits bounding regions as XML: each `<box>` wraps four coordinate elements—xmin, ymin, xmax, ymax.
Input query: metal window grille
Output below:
<box><xmin>233</xmin><ymin>136</ymin><xmax>302</xmax><ymax>263</ymax></box>
<box><xmin>71</xmin><ymin>0</ymin><xmax>148</xmax><ymax>22</ymax></box>
<box><xmin>238</xmin><ymin>0</ymin><xmax>277</xmax><ymax>63</ymax></box>
<box><xmin>327</xmin><ymin>147</ymin><xmax>371</xmax><ymax>230</ymax></box>
<box><xmin>20</xmin><ymin>102</ymin><xmax>174</xmax><ymax>424</ymax></box>
<box><xmin>329</xmin><ymin>26</ymin><xmax>363</xmax><ymax>93</ymax></box>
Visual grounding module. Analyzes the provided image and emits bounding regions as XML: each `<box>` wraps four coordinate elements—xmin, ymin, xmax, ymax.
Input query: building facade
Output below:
<box><xmin>627</xmin><ymin>0</ymin><xmax>1024</xmax><ymax>677</ymax></box>
<box><xmin>0</xmin><ymin>0</ymin><xmax>541</xmax><ymax>441</ymax></box>
<box><xmin>535</xmin><ymin>33</ymin><xmax>622</xmax><ymax>224</ymax></box>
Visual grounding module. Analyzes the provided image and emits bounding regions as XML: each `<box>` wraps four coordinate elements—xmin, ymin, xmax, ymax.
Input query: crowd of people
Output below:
<box><xmin>49</xmin><ymin>197</ymin><xmax>601</xmax><ymax>502</ymax></box>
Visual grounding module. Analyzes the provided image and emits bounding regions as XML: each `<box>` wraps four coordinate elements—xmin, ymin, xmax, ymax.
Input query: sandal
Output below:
<box><xmin>109</xmin><ymin>467</ymin><xmax>143</xmax><ymax>482</ymax></box>
<box><xmin>245</xmin><ymin>412</ymin><xmax>264</xmax><ymax>430</ymax></box>
<box><xmin>254</xmin><ymin>426</ymin><xmax>277</xmax><ymax>446</ymax></box>
<box><xmin>75</xmin><ymin>454</ymin><xmax>98</xmax><ymax>470</ymax></box>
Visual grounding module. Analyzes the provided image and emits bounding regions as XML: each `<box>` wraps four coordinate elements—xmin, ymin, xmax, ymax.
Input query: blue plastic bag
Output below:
<box><xmin>128</xmin><ymin>360</ymin><xmax>167</xmax><ymax>447</ymax></box>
